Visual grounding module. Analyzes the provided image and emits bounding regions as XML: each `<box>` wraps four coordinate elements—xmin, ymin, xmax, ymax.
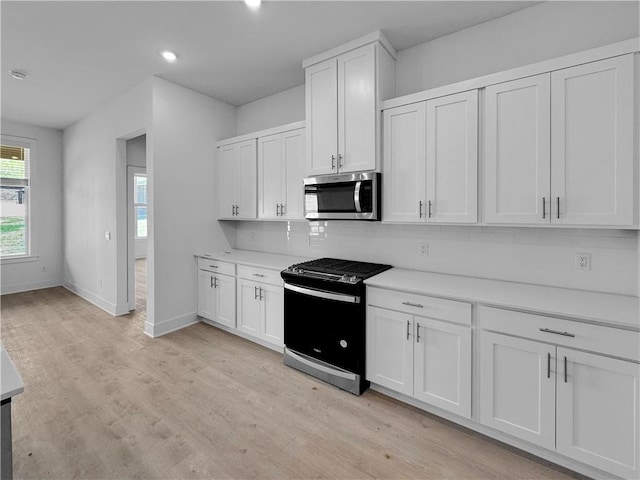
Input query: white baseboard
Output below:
<box><xmin>0</xmin><ymin>279</ymin><xmax>62</xmax><ymax>295</ymax></box>
<box><xmin>145</xmin><ymin>311</ymin><xmax>199</xmax><ymax>338</ymax></box>
<box><xmin>62</xmin><ymin>282</ymin><xmax>120</xmax><ymax>316</ymax></box>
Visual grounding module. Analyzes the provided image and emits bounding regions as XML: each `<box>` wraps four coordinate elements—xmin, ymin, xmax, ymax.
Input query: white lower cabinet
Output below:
<box><xmin>197</xmin><ymin>269</ymin><xmax>236</xmax><ymax>329</ymax></box>
<box><xmin>479</xmin><ymin>306</ymin><xmax>640</xmax><ymax>479</ymax></box>
<box><xmin>236</xmin><ymin>269</ymin><xmax>284</xmax><ymax>349</ymax></box>
<box><xmin>367</xmin><ymin>288</ymin><xmax>472</xmax><ymax>418</ymax></box>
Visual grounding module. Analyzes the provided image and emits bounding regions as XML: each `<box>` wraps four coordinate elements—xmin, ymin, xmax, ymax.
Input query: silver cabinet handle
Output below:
<box><xmin>419</xmin><ymin>201</ymin><xmax>423</xmax><ymax>218</ymax></box>
<box><xmin>557</xmin><ymin>197</ymin><xmax>560</xmax><ymax>219</ymax></box>
<box><xmin>276</xmin><ymin>204</ymin><xmax>280</xmax><ymax>216</ymax></box>
<box><xmin>542</xmin><ymin>197</ymin><xmax>546</xmax><ymax>219</ymax></box>
<box><xmin>259</xmin><ymin>288</ymin><xmax>264</xmax><ymax>300</ymax></box>
<box><xmin>428</xmin><ymin>200</ymin><xmax>432</xmax><ymax>218</ymax></box>
<box><xmin>331</xmin><ymin>155</ymin><xmax>336</xmax><ymax>170</ymax></box>
<box><xmin>236</xmin><ymin>205</ymin><xmax>239</xmax><ymax>216</ymax></box>
<box><xmin>254</xmin><ymin>286</ymin><xmax>259</xmax><ymax>299</ymax></box>
<box><xmin>208</xmin><ymin>264</ymin><xmax>218</xmax><ymax>269</ymax></box>
<box><xmin>281</xmin><ymin>204</ymin><xmax>286</xmax><ymax>216</ymax></box>
<box><xmin>338</xmin><ymin>153</ymin><xmax>343</xmax><ymax>168</ymax></box>
<box><xmin>402</xmin><ymin>301</ymin><xmax>424</xmax><ymax>308</ymax></box>
<box><xmin>210</xmin><ymin>276</ymin><xmax>215</xmax><ymax>288</ymax></box>
<box><xmin>564</xmin><ymin>356</ymin><xmax>568</xmax><ymax>383</ymax></box>
<box><xmin>416</xmin><ymin>323</ymin><xmax>421</xmax><ymax>343</ymax></box>
<box><xmin>253</xmin><ymin>273</ymin><xmax>264</xmax><ymax>278</ymax></box>
<box><xmin>406</xmin><ymin>320</ymin><xmax>411</xmax><ymax>340</ymax></box>
<box><xmin>231</xmin><ymin>205</ymin><xmax>235</xmax><ymax>216</ymax></box>
<box><xmin>547</xmin><ymin>352</ymin><xmax>551</xmax><ymax>379</ymax></box>
<box><xmin>212</xmin><ymin>277</ymin><xmax>218</xmax><ymax>288</ymax></box>
<box><xmin>539</xmin><ymin>328</ymin><xmax>575</xmax><ymax>338</ymax></box>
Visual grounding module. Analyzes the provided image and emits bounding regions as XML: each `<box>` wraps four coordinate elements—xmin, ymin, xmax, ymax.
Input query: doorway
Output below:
<box><xmin>126</xmin><ymin>134</ymin><xmax>147</xmax><ymax>312</ymax></box>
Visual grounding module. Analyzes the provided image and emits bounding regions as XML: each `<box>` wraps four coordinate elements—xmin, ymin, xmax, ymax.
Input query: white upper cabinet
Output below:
<box><xmin>383</xmin><ymin>102</ymin><xmax>426</xmax><ymax>222</ymax></box>
<box><xmin>426</xmin><ymin>90</ymin><xmax>478</xmax><ymax>223</ymax></box>
<box><xmin>484</xmin><ymin>54</ymin><xmax>635</xmax><ymax>226</ymax></box>
<box><xmin>383</xmin><ymin>90</ymin><xmax>478</xmax><ymax>224</ymax></box>
<box><xmin>305</xmin><ymin>34</ymin><xmax>396</xmax><ymax>176</ymax></box>
<box><xmin>218</xmin><ymin>139</ymin><xmax>257</xmax><ymax>219</ymax></box>
<box><xmin>484</xmin><ymin>74</ymin><xmax>551</xmax><ymax>225</ymax></box>
<box><xmin>551</xmin><ymin>55</ymin><xmax>635</xmax><ymax>226</ymax></box>
<box><xmin>258</xmin><ymin>128</ymin><xmax>305</xmax><ymax>220</ymax></box>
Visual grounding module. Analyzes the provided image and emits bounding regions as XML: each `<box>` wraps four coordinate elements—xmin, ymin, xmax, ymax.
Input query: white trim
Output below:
<box><xmin>0</xmin><ymin>255</ymin><xmax>39</xmax><ymax>265</ymax></box>
<box><xmin>302</xmin><ymin>30</ymin><xmax>396</xmax><ymax>69</ymax></box>
<box><xmin>63</xmin><ymin>282</ymin><xmax>119</xmax><ymax>316</ymax></box>
<box><xmin>0</xmin><ymin>278</ymin><xmax>61</xmax><ymax>295</ymax></box>
<box><xmin>383</xmin><ymin>37</ymin><xmax>640</xmax><ymax>110</ymax></box>
<box><xmin>144</xmin><ymin>311</ymin><xmax>199</xmax><ymax>338</ymax></box>
<box><xmin>216</xmin><ymin>121</ymin><xmax>305</xmax><ymax>148</ymax></box>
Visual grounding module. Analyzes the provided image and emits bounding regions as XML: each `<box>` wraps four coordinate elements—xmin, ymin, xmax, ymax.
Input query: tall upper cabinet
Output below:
<box><xmin>218</xmin><ymin>139</ymin><xmax>257</xmax><ymax>220</ymax></box>
<box><xmin>484</xmin><ymin>54</ymin><xmax>635</xmax><ymax>226</ymax></box>
<box><xmin>304</xmin><ymin>31</ymin><xmax>396</xmax><ymax>176</ymax></box>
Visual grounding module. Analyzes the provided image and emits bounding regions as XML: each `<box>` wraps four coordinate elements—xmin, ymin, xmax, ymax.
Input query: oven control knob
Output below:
<box><xmin>340</xmin><ymin>274</ymin><xmax>350</xmax><ymax>282</ymax></box>
<box><xmin>349</xmin><ymin>276</ymin><xmax>358</xmax><ymax>283</ymax></box>
<box><xmin>339</xmin><ymin>340</ymin><xmax>348</xmax><ymax>348</ymax></box>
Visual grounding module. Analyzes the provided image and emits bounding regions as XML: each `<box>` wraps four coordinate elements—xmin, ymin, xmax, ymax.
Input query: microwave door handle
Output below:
<box><xmin>354</xmin><ymin>181</ymin><xmax>362</xmax><ymax>213</ymax></box>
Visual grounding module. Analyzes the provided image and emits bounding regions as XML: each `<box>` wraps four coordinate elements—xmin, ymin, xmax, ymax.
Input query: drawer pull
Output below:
<box><xmin>253</xmin><ymin>273</ymin><xmax>265</xmax><ymax>278</ymax></box>
<box><xmin>402</xmin><ymin>301</ymin><xmax>424</xmax><ymax>308</ymax></box>
<box><xmin>564</xmin><ymin>356</ymin><xmax>568</xmax><ymax>383</ymax></box>
<box><xmin>539</xmin><ymin>328</ymin><xmax>575</xmax><ymax>338</ymax></box>
<box><xmin>208</xmin><ymin>264</ymin><xmax>218</xmax><ymax>269</ymax></box>
<box><xmin>547</xmin><ymin>352</ymin><xmax>551</xmax><ymax>379</ymax></box>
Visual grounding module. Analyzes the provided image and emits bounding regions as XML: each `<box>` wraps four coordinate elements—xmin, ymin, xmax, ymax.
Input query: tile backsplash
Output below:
<box><xmin>233</xmin><ymin>221</ymin><xmax>639</xmax><ymax>296</ymax></box>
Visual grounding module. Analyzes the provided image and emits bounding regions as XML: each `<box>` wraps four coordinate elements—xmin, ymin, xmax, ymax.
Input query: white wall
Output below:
<box><xmin>0</xmin><ymin>121</ymin><xmax>63</xmax><ymax>294</ymax></box>
<box><xmin>63</xmin><ymin>78</ymin><xmax>152</xmax><ymax>315</ymax></box>
<box><xmin>148</xmin><ymin>77</ymin><xmax>236</xmax><ymax>337</ymax></box>
<box><xmin>396</xmin><ymin>1</ymin><xmax>639</xmax><ymax>96</ymax></box>
<box><xmin>236</xmin><ymin>85</ymin><xmax>305</xmax><ymax>135</ymax></box>
<box><xmin>229</xmin><ymin>1</ymin><xmax>640</xmax><ymax>297</ymax></box>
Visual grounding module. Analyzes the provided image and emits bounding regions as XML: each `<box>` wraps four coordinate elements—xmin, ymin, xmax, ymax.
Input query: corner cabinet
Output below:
<box><xmin>383</xmin><ymin>90</ymin><xmax>478</xmax><ymax>223</ymax></box>
<box><xmin>257</xmin><ymin>128</ymin><xmax>305</xmax><ymax>220</ymax></box>
<box><xmin>218</xmin><ymin>139</ymin><xmax>257</xmax><ymax>219</ymax></box>
<box><xmin>484</xmin><ymin>55</ymin><xmax>635</xmax><ymax>226</ymax></box>
<box><xmin>197</xmin><ymin>258</ymin><xmax>236</xmax><ymax>328</ymax></box>
<box><xmin>479</xmin><ymin>306</ymin><xmax>640</xmax><ymax>479</ymax></box>
<box><xmin>366</xmin><ymin>287</ymin><xmax>472</xmax><ymax>418</ymax></box>
<box><xmin>305</xmin><ymin>35</ymin><xmax>396</xmax><ymax>175</ymax></box>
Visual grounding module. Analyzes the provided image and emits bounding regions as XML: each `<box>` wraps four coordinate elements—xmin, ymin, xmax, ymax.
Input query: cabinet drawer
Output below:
<box><xmin>479</xmin><ymin>306</ymin><xmax>640</xmax><ymax>362</ymax></box>
<box><xmin>237</xmin><ymin>264</ymin><xmax>283</xmax><ymax>287</ymax></box>
<box><xmin>197</xmin><ymin>257</ymin><xmax>235</xmax><ymax>276</ymax></box>
<box><xmin>367</xmin><ymin>287</ymin><xmax>471</xmax><ymax>326</ymax></box>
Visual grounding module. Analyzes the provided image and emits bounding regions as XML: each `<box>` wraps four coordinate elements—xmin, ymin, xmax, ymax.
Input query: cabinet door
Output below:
<box><xmin>236</xmin><ymin>139</ymin><xmax>257</xmax><ymax>219</ymax></box>
<box><xmin>306</xmin><ymin>58</ymin><xmax>338</xmax><ymax>176</ymax></box>
<box><xmin>557</xmin><ymin>348</ymin><xmax>639</xmax><ymax>479</ymax></box>
<box><xmin>282</xmin><ymin>128</ymin><xmax>305</xmax><ymax>219</ymax></box>
<box><xmin>414</xmin><ymin>317</ymin><xmax>472</xmax><ymax>418</ymax></box>
<box><xmin>337</xmin><ymin>43</ymin><xmax>376</xmax><ymax>173</ymax></box>
<box><xmin>236</xmin><ymin>278</ymin><xmax>261</xmax><ymax>338</ymax></box>
<box><xmin>382</xmin><ymin>102</ymin><xmax>426</xmax><ymax>223</ymax></box>
<box><xmin>218</xmin><ymin>144</ymin><xmax>237</xmax><ymax>219</ymax></box>
<box><xmin>366</xmin><ymin>306</ymin><xmax>414</xmax><ymax>396</ymax></box>
<box><xmin>551</xmin><ymin>55</ymin><xmax>634</xmax><ymax>226</ymax></box>
<box><xmin>261</xmin><ymin>284</ymin><xmax>284</xmax><ymax>348</ymax></box>
<box><xmin>484</xmin><ymin>74</ymin><xmax>551</xmax><ymax>224</ymax></box>
<box><xmin>215</xmin><ymin>274</ymin><xmax>236</xmax><ymax>329</ymax></box>
<box><xmin>197</xmin><ymin>271</ymin><xmax>216</xmax><ymax>321</ymax></box>
<box><xmin>480</xmin><ymin>331</ymin><xmax>555</xmax><ymax>449</ymax></box>
<box><xmin>258</xmin><ymin>134</ymin><xmax>282</xmax><ymax>219</ymax></box>
<box><xmin>426</xmin><ymin>90</ymin><xmax>478</xmax><ymax>224</ymax></box>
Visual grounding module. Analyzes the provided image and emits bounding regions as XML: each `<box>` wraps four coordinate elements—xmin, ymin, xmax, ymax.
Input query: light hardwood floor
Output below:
<box><xmin>1</xmin><ymin>270</ymin><xmax>582</xmax><ymax>479</ymax></box>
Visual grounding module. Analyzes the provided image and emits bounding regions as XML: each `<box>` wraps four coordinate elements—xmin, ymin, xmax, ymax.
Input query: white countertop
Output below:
<box><xmin>195</xmin><ymin>249</ymin><xmax>311</xmax><ymax>271</ymax></box>
<box><xmin>365</xmin><ymin>268</ymin><xmax>640</xmax><ymax>330</ymax></box>
<box><xmin>1</xmin><ymin>346</ymin><xmax>24</xmax><ymax>401</ymax></box>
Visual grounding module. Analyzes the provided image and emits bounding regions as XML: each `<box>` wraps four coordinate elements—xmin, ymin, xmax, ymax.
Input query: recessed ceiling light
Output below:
<box><xmin>10</xmin><ymin>70</ymin><xmax>27</xmax><ymax>80</ymax></box>
<box><xmin>160</xmin><ymin>51</ymin><xmax>177</xmax><ymax>63</ymax></box>
<box><xmin>245</xmin><ymin>0</ymin><xmax>261</xmax><ymax>9</ymax></box>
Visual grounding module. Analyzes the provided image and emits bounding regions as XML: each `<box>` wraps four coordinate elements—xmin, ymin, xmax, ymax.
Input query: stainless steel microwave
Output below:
<box><xmin>304</xmin><ymin>172</ymin><xmax>381</xmax><ymax>221</ymax></box>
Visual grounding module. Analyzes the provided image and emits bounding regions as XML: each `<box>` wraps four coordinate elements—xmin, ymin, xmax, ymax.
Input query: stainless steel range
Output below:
<box><xmin>281</xmin><ymin>258</ymin><xmax>392</xmax><ymax>395</ymax></box>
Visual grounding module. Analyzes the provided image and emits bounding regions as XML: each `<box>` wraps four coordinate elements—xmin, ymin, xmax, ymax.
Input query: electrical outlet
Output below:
<box><xmin>575</xmin><ymin>253</ymin><xmax>591</xmax><ymax>271</ymax></box>
<box><xmin>419</xmin><ymin>242</ymin><xmax>429</xmax><ymax>257</ymax></box>
<box><xmin>249</xmin><ymin>231</ymin><xmax>255</xmax><ymax>242</ymax></box>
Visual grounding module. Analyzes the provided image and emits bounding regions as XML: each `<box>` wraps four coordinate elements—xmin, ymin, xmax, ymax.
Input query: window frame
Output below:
<box><xmin>133</xmin><ymin>173</ymin><xmax>147</xmax><ymax>240</ymax></box>
<box><xmin>0</xmin><ymin>135</ymin><xmax>36</xmax><ymax>263</ymax></box>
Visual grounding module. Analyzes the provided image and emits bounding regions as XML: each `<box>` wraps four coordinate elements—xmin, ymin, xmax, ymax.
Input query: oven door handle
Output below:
<box><xmin>354</xmin><ymin>181</ymin><xmax>362</xmax><ymax>213</ymax></box>
<box><xmin>284</xmin><ymin>283</ymin><xmax>360</xmax><ymax>304</ymax></box>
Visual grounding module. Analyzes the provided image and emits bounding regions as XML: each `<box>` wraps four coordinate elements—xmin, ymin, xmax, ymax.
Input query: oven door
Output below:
<box><xmin>283</xmin><ymin>282</ymin><xmax>364</xmax><ymax>373</ymax></box>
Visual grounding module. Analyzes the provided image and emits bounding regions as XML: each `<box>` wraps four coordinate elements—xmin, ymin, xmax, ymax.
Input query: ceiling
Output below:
<box><xmin>1</xmin><ymin>1</ymin><xmax>539</xmax><ymax>130</ymax></box>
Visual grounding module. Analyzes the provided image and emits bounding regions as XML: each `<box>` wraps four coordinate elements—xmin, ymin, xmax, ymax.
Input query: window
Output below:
<box><xmin>1</xmin><ymin>142</ymin><xmax>30</xmax><ymax>257</ymax></box>
<box><xmin>134</xmin><ymin>174</ymin><xmax>147</xmax><ymax>239</ymax></box>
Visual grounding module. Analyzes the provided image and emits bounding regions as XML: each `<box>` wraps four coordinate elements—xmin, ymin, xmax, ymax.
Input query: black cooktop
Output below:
<box><xmin>288</xmin><ymin>258</ymin><xmax>392</xmax><ymax>279</ymax></box>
